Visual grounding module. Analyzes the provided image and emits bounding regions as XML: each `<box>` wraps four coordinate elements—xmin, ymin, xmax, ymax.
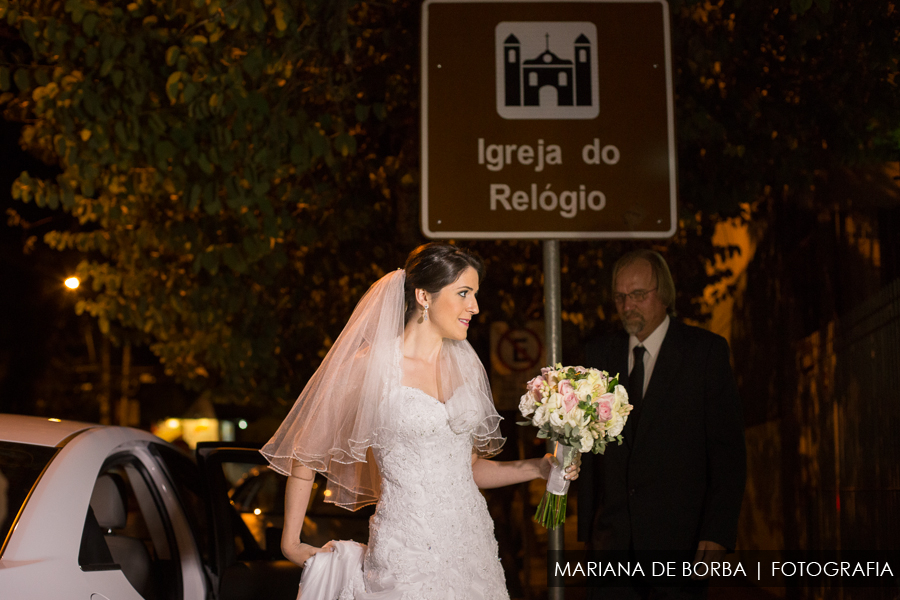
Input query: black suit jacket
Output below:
<box><xmin>577</xmin><ymin>319</ymin><xmax>746</xmax><ymax>554</ymax></box>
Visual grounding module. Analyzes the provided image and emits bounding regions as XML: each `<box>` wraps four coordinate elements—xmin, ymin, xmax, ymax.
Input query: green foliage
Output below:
<box><xmin>3</xmin><ymin>0</ymin><xmax>897</xmax><ymax>412</ymax></box>
<box><xmin>2</xmin><ymin>0</ymin><xmax>419</xmax><ymax>406</ymax></box>
<box><xmin>670</xmin><ymin>0</ymin><xmax>900</xmax><ymax>216</ymax></box>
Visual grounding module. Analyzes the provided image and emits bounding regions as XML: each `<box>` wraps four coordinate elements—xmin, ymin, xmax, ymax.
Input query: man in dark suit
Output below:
<box><xmin>577</xmin><ymin>249</ymin><xmax>746</xmax><ymax>598</ymax></box>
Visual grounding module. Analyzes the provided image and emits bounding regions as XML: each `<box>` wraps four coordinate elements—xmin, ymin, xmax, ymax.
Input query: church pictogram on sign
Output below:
<box><xmin>495</xmin><ymin>22</ymin><xmax>599</xmax><ymax>120</ymax></box>
<box><xmin>504</xmin><ymin>33</ymin><xmax>592</xmax><ymax>108</ymax></box>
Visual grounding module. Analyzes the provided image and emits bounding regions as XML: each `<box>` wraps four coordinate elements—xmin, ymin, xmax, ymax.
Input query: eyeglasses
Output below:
<box><xmin>613</xmin><ymin>287</ymin><xmax>658</xmax><ymax>305</ymax></box>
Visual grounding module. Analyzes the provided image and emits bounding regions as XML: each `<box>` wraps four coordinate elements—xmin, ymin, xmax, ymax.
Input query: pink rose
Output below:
<box><xmin>597</xmin><ymin>393</ymin><xmax>614</xmax><ymax>421</ymax></box>
<box><xmin>558</xmin><ymin>379</ymin><xmax>575</xmax><ymax>396</ymax></box>
<box><xmin>563</xmin><ymin>392</ymin><xmax>578</xmax><ymax>413</ymax></box>
<box><xmin>527</xmin><ymin>376</ymin><xmax>543</xmax><ymax>401</ymax></box>
<box><xmin>595</xmin><ymin>392</ymin><xmax>614</xmax><ymax>404</ymax></box>
<box><xmin>597</xmin><ymin>400</ymin><xmax>612</xmax><ymax>421</ymax></box>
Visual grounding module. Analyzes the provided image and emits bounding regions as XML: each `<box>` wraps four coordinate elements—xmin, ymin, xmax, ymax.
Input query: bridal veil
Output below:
<box><xmin>261</xmin><ymin>269</ymin><xmax>505</xmax><ymax>510</ymax></box>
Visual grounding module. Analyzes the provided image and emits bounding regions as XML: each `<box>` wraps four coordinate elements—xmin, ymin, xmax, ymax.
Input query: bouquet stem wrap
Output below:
<box><xmin>535</xmin><ymin>441</ymin><xmax>578</xmax><ymax>529</ymax></box>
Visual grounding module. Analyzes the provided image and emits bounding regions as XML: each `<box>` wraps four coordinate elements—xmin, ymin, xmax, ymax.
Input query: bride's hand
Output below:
<box><xmin>282</xmin><ymin>538</ymin><xmax>334</xmax><ymax>567</ymax></box>
<box><xmin>565</xmin><ymin>453</ymin><xmax>582</xmax><ymax>481</ymax></box>
<box><xmin>538</xmin><ymin>454</ymin><xmax>555</xmax><ymax>480</ymax></box>
<box><xmin>538</xmin><ymin>453</ymin><xmax>582</xmax><ymax>481</ymax></box>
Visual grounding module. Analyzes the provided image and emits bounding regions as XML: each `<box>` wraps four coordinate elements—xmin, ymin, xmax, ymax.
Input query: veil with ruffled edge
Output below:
<box><xmin>260</xmin><ymin>269</ymin><xmax>505</xmax><ymax>510</ymax></box>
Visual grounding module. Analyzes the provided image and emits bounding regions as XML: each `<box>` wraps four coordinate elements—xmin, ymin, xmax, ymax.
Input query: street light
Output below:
<box><xmin>64</xmin><ymin>276</ymin><xmax>80</xmax><ymax>290</ymax></box>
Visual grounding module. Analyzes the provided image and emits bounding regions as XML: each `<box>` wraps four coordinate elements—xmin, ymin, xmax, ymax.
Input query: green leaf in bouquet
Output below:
<box><xmin>516</xmin><ymin>420</ymin><xmax>532</xmax><ymax>426</ymax></box>
<box><xmin>537</xmin><ymin>429</ymin><xmax>549</xmax><ymax>439</ymax></box>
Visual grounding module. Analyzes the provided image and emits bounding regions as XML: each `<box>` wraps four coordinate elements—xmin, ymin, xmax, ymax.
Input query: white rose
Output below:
<box><xmin>575</xmin><ymin>379</ymin><xmax>593</xmax><ymax>396</ymax></box>
<box><xmin>607</xmin><ymin>415</ymin><xmax>625</xmax><ymax>438</ymax></box>
<box><xmin>564</xmin><ymin>407</ymin><xmax>586</xmax><ymax>428</ymax></box>
<box><xmin>519</xmin><ymin>393</ymin><xmax>536</xmax><ymax>417</ymax></box>
<box><xmin>549</xmin><ymin>409</ymin><xmax>565</xmax><ymax>429</ymax></box>
<box><xmin>546</xmin><ymin>392</ymin><xmax>561</xmax><ymax>411</ymax></box>
<box><xmin>532</xmin><ymin>404</ymin><xmax>549</xmax><ymax>427</ymax></box>
<box><xmin>613</xmin><ymin>384</ymin><xmax>630</xmax><ymax>409</ymax></box>
<box><xmin>580</xmin><ymin>435</ymin><xmax>594</xmax><ymax>453</ymax></box>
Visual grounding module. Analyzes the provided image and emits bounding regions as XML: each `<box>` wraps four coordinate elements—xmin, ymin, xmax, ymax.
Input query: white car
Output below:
<box><xmin>0</xmin><ymin>414</ymin><xmax>369</xmax><ymax>600</ymax></box>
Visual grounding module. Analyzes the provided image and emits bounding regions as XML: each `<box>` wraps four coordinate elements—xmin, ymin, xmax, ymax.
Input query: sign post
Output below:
<box><xmin>421</xmin><ymin>1</ymin><xmax>676</xmax><ymax>596</ymax></box>
<box><xmin>542</xmin><ymin>238</ymin><xmax>564</xmax><ymax>594</ymax></box>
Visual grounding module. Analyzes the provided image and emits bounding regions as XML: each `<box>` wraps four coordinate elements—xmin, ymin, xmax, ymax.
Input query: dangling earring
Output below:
<box><xmin>423</xmin><ymin>304</ymin><xmax>429</xmax><ymax>322</ymax></box>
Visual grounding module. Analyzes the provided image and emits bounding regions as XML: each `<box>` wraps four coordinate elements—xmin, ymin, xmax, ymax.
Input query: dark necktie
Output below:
<box><xmin>629</xmin><ymin>345</ymin><xmax>646</xmax><ymax>407</ymax></box>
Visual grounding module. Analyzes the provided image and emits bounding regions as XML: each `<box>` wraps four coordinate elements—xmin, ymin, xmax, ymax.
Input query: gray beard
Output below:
<box><xmin>623</xmin><ymin>316</ymin><xmax>645</xmax><ymax>336</ymax></box>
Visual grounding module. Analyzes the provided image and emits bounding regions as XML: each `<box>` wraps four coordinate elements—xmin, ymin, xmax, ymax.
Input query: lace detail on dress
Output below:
<box><xmin>354</xmin><ymin>385</ymin><xmax>508</xmax><ymax>600</ymax></box>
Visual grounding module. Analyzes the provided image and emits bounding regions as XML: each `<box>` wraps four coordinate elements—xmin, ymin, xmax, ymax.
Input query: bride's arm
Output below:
<box><xmin>471</xmin><ymin>454</ymin><xmax>579</xmax><ymax>489</ymax></box>
<box><xmin>281</xmin><ymin>460</ymin><xmax>332</xmax><ymax>566</ymax></box>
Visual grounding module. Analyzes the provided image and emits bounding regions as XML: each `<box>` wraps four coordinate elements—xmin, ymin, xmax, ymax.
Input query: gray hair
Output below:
<box><xmin>611</xmin><ymin>249</ymin><xmax>676</xmax><ymax>311</ymax></box>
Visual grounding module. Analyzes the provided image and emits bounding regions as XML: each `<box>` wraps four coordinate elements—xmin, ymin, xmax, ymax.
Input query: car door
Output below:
<box><xmin>194</xmin><ymin>444</ymin><xmax>304</xmax><ymax>600</ymax></box>
<box><xmin>219</xmin><ymin>447</ymin><xmax>373</xmax><ymax>551</ymax></box>
<box><xmin>155</xmin><ymin>443</ymin><xmax>375</xmax><ymax>600</ymax></box>
<box><xmin>79</xmin><ymin>443</ymin><xmax>208</xmax><ymax>600</ymax></box>
<box><xmin>150</xmin><ymin>442</ymin><xmax>298</xmax><ymax>600</ymax></box>
<box><xmin>195</xmin><ymin>443</ymin><xmax>374</xmax><ymax>600</ymax></box>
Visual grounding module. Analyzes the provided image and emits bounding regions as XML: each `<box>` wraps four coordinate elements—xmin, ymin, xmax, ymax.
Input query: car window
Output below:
<box><xmin>224</xmin><ymin>462</ymin><xmax>286</xmax><ymax>556</ymax></box>
<box><xmin>151</xmin><ymin>443</ymin><xmax>211</xmax><ymax>567</ymax></box>
<box><xmin>195</xmin><ymin>444</ymin><xmax>372</xmax><ymax>579</ymax></box>
<box><xmin>80</xmin><ymin>456</ymin><xmax>183</xmax><ymax>600</ymax></box>
<box><xmin>0</xmin><ymin>441</ymin><xmax>58</xmax><ymax>557</ymax></box>
<box><xmin>225</xmin><ymin>463</ymin><xmax>373</xmax><ymax>550</ymax></box>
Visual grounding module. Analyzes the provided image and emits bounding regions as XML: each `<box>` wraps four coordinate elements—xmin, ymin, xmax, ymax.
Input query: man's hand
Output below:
<box><xmin>691</xmin><ymin>540</ymin><xmax>726</xmax><ymax>580</ymax></box>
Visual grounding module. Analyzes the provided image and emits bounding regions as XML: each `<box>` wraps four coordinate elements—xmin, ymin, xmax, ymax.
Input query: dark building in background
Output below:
<box><xmin>730</xmin><ymin>164</ymin><xmax>900</xmax><ymax>579</ymax></box>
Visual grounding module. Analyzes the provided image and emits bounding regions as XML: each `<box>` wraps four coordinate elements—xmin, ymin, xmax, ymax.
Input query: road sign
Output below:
<box><xmin>490</xmin><ymin>321</ymin><xmax>546</xmax><ymax>410</ymax></box>
<box><xmin>421</xmin><ymin>0</ymin><xmax>676</xmax><ymax>239</ymax></box>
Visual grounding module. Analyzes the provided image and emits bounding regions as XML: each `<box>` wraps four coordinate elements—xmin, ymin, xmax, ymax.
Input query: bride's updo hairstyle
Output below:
<box><xmin>403</xmin><ymin>243</ymin><xmax>485</xmax><ymax>324</ymax></box>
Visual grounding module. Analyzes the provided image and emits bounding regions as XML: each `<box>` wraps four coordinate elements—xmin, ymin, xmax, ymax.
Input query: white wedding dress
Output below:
<box><xmin>305</xmin><ymin>385</ymin><xmax>509</xmax><ymax>600</ymax></box>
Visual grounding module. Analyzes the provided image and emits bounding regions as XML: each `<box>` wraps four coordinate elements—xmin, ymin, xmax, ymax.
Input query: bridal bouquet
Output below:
<box><xmin>518</xmin><ymin>364</ymin><xmax>632</xmax><ymax>529</ymax></box>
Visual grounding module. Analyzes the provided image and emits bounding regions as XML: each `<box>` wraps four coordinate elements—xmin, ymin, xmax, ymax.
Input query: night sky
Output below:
<box><xmin>1</xmin><ymin>117</ymin><xmax>82</xmax><ymax>415</ymax></box>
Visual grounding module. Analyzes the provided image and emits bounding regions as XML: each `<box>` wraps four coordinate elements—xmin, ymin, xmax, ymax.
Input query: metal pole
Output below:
<box><xmin>99</xmin><ymin>335</ymin><xmax>111</xmax><ymax>425</ymax></box>
<box><xmin>543</xmin><ymin>240</ymin><xmax>564</xmax><ymax>599</ymax></box>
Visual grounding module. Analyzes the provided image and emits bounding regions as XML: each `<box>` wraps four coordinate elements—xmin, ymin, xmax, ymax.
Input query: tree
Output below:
<box><xmin>1</xmin><ymin>0</ymin><xmax>422</xmax><ymax>408</ymax></box>
<box><xmin>3</xmin><ymin>0</ymin><xmax>897</xmax><ymax>414</ymax></box>
<box><xmin>672</xmin><ymin>0</ymin><xmax>900</xmax><ymax>212</ymax></box>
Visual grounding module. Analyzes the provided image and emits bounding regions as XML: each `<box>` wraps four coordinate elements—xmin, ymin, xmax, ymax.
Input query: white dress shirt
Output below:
<box><xmin>627</xmin><ymin>315</ymin><xmax>670</xmax><ymax>396</ymax></box>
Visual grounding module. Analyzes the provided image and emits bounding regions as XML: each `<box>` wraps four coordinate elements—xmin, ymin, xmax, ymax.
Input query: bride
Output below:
<box><xmin>261</xmin><ymin>243</ymin><xmax>579</xmax><ymax>599</ymax></box>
